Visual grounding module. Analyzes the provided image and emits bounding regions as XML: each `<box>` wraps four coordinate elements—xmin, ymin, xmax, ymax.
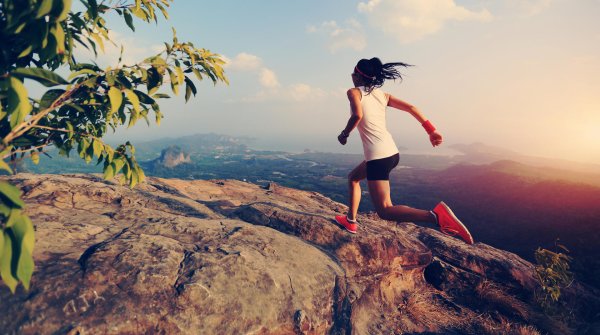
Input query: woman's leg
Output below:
<box><xmin>367</xmin><ymin>180</ymin><xmax>436</xmax><ymax>223</ymax></box>
<box><xmin>347</xmin><ymin>161</ymin><xmax>367</xmax><ymax>220</ymax></box>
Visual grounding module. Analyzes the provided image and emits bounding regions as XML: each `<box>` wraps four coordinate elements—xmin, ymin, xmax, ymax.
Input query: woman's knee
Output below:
<box><xmin>348</xmin><ymin>172</ymin><xmax>362</xmax><ymax>183</ymax></box>
<box><xmin>375</xmin><ymin>207</ymin><xmax>392</xmax><ymax>220</ymax></box>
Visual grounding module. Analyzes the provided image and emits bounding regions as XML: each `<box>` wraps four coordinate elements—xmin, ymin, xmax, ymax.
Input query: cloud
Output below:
<box><xmin>241</xmin><ymin>83</ymin><xmax>329</xmax><ymax>103</ymax></box>
<box><xmin>223</xmin><ymin>52</ymin><xmax>262</xmax><ymax>71</ymax></box>
<box><xmin>223</xmin><ymin>53</ymin><xmax>326</xmax><ymax>102</ymax></box>
<box><xmin>289</xmin><ymin>84</ymin><xmax>327</xmax><ymax>101</ymax></box>
<box><xmin>223</xmin><ymin>52</ymin><xmax>280</xmax><ymax>89</ymax></box>
<box><xmin>259</xmin><ymin>68</ymin><xmax>280</xmax><ymax>88</ymax></box>
<box><xmin>357</xmin><ymin>0</ymin><xmax>492</xmax><ymax>43</ymax></box>
<box><xmin>307</xmin><ymin>19</ymin><xmax>367</xmax><ymax>53</ymax></box>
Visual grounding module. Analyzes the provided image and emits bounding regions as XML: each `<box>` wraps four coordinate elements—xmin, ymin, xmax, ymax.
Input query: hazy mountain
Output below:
<box><xmin>451</xmin><ymin>142</ymin><xmax>600</xmax><ymax>174</ymax></box>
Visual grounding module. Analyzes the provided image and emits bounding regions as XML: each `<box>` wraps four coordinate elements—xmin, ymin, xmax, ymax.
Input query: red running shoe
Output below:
<box><xmin>335</xmin><ymin>215</ymin><xmax>357</xmax><ymax>234</ymax></box>
<box><xmin>432</xmin><ymin>202</ymin><xmax>474</xmax><ymax>245</ymax></box>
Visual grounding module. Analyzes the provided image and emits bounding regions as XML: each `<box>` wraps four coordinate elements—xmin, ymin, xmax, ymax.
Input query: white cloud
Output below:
<box><xmin>357</xmin><ymin>0</ymin><xmax>492</xmax><ymax>43</ymax></box>
<box><xmin>259</xmin><ymin>68</ymin><xmax>280</xmax><ymax>88</ymax></box>
<box><xmin>223</xmin><ymin>52</ymin><xmax>281</xmax><ymax>89</ymax></box>
<box><xmin>241</xmin><ymin>83</ymin><xmax>329</xmax><ymax>103</ymax></box>
<box><xmin>223</xmin><ymin>52</ymin><xmax>262</xmax><ymax>71</ymax></box>
<box><xmin>307</xmin><ymin>20</ymin><xmax>367</xmax><ymax>53</ymax></box>
<box><xmin>289</xmin><ymin>83</ymin><xmax>327</xmax><ymax>101</ymax></box>
<box><xmin>222</xmin><ymin>53</ymin><xmax>326</xmax><ymax>102</ymax></box>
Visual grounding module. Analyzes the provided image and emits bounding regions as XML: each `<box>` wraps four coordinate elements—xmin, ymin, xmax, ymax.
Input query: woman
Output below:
<box><xmin>335</xmin><ymin>57</ymin><xmax>474</xmax><ymax>245</ymax></box>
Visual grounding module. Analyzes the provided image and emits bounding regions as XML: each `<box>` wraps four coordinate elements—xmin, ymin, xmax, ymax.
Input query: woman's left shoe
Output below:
<box><xmin>432</xmin><ymin>202</ymin><xmax>474</xmax><ymax>245</ymax></box>
<box><xmin>335</xmin><ymin>215</ymin><xmax>357</xmax><ymax>234</ymax></box>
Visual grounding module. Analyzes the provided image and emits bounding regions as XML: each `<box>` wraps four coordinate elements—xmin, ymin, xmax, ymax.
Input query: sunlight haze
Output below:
<box><xmin>82</xmin><ymin>0</ymin><xmax>599</xmax><ymax>165</ymax></box>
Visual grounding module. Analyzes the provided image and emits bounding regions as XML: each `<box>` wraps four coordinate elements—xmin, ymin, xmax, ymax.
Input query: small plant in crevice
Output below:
<box><xmin>533</xmin><ymin>239</ymin><xmax>574</xmax><ymax>317</ymax></box>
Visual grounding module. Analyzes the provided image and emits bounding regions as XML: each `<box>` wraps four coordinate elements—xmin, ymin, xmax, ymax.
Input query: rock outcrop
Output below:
<box><xmin>0</xmin><ymin>173</ymin><xmax>598</xmax><ymax>334</ymax></box>
<box><xmin>152</xmin><ymin>145</ymin><xmax>192</xmax><ymax>168</ymax></box>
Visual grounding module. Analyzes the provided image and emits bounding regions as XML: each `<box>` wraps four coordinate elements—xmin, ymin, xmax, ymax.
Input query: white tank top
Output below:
<box><xmin>355</xmin><ymin>87</ymin><xmax>399</xmax><ymax>161</ymax></box>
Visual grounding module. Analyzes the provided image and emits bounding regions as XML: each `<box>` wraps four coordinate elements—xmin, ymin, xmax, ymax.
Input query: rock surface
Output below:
<box><xmin>0</xmin><ymin>173</ymin><xmax>598</xmax><ymax>335</ymax></box>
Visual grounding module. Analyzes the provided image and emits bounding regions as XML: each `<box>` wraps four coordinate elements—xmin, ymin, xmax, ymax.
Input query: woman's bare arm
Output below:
<box><xmin>338</xmin><ymin>88</ymin><xmax>363</xmax><ymax>145</ymax></box>
<box><xmin>387</xmin><ymin>94</ymin><xmax>427</xmax><ymax>123</ymax></box>
<box><xmin>386</xmin><ymin>93</ymin><xmax>443</xmax><ymax>147</ymax></box>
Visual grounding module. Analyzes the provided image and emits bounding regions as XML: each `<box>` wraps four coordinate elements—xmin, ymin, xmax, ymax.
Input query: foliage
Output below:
<box><xmin>0</xmin><ymin>0</ymin><xmax>227</xmax><ymax>292</ymax></box>
<box><xmin>533</xmin><ymin>241</ymin><xmax>574</xmax><ymax>313</ymax></box>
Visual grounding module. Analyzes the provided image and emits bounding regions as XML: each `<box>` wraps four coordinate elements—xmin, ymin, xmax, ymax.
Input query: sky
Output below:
<box><xmin>76</xmin><ymin>1</ymin><xmax>600</xmax><ymax>164</ymax></box>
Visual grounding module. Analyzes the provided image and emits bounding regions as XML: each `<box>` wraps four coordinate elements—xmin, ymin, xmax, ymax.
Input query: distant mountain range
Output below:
<box><xmin>14</xmin><ymin>133</ymin><xmax>600</xmax><ymax>289</ymax></box>
<box><xmin>450</xmin><ymin>142</ymin><xmax>600</xmax><ymax>175</ymax></box>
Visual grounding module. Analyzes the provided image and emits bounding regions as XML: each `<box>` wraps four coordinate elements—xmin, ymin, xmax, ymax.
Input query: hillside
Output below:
<box><xmin>1</xmin><ymin>173</ymin><xmax>599</xmax><ymax>334</ymax></box>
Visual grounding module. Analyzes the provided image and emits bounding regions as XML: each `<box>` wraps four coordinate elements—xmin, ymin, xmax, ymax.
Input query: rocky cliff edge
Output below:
<box><xmin>0</xmin><ymin>173</ymin><xmax>598</xmax><ymax>334</ymax></box>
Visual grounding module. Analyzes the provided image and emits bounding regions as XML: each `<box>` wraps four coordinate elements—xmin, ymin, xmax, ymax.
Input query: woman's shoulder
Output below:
<box><xmin>347</xmin><ymin>87</ymin><xmax>362</xmax><ymax>98</ymax></box>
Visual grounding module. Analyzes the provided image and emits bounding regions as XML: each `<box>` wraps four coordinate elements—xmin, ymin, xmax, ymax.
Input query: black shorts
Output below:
<box><xmin>366</xmin><ymin>153</ymin><xmax>400</xmax><ymax>181</ymax></box>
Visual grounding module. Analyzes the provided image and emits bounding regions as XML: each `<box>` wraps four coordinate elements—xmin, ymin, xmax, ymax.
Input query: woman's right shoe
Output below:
<box><xmin>335</xmin><ymin>215</ymin><xmax>357</xmax><ymax>234</ymax></box>
<box><xmin>432</xmin><ymin>202</ymin><xmax>474</xmax><ymax>245</ymax></box>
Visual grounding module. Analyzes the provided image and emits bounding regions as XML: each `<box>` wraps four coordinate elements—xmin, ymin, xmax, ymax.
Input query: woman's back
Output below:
<box><xmin>356</xmin><ymin>87</ymin><xmax>398</xmax><ymax>161</ymax></box>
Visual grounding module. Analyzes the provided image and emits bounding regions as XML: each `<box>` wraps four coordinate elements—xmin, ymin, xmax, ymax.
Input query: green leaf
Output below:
<box><xmin>7</xmin><ymin>77</ymin><xmax>33</xmax><ymax>129</ymax></box>
<box><xmin>124</xmin><ymin>89</ymin><xmax>141</xmax><ymax>112</ymax></box>
<box><xmin>124</xmin><ymin>11</ymin><xmax>135</xmax><ymax>31</ymax></box>
<box><xmin>10</xmin><ymin>215</ymin><xmax>35</xmax><ymax>290</ymax></box>
<box><xmin>0</xmin><ymin>203</ymin><xmax>10</xmax><ymax>218</ymax></box>
<box><xmin>113</xmin><ymin>157</ymin><xmax>126</xmax><ymax>174</ymax></box>
<box><xmin>90</xmin><ymin>33</ymin><xmax>105</xmax><ymax>53</ymax></box>
<box><xmin>192</xmin><ymin>68</ymin><xmax>203</xmax><ymax>81</ymax></box>
<box><xmin>53</xmin><ymin>23</ymin><xmax>66</xmax><ymax>54</ymax></box>
<box><xmin>0</xmin><ymin>233</ymin><xmax>3</xmax><ymax>264</ymax></box>
<box><xmin>88</xmin><ymin>0</ymin><xmax>98</xmax><ymax>18</ymax></box>
<box><xmin>56</xmin><ymin>0</ymin><xmax>73</xmax><ymax>22</ymax></box>
<box><xmin>0</xmin><ymin>159</ymin><xmax>13</xmax><ymax>174</ymax></box>
<box><xmin>0</xmin><ymin>231</ymin><xmax>18</xmax><ymax>293</ymax></box>
<box><xmin>36</xmin><ymin>0</ymin><xmax>54</xmax><ymax>18</ymax></box>
<box><xmin>103</xmin><ymin>162</ymin><xmax>116</xmax><ymax>180</ymax></box>
<box><xmin>0</xmin><ymin>181</ymin><xmax>25</xmax><ymax>208</ymax></box>
<box><xmin>39</xmin><ymin>89</ymin><xmax>65</xmax><ymax>110</ymax></box>
<box><xmin>31</xmin><ymin>151</ymin><xmax>40</xmax><ymax>165</ymax></box>
<box><xmin>184</xmin><ymin>77</ymin><xmax>197</xmax><ymax>103</ymax></box>
<box><xmin>68</xmin><ymin>69</ymin><xmax>97</xmax><ymax>81</ymax></box>
<box><xmin>156</xmin><ymin>2</ymin><xmax>169</xmax><ymax>19</ymax></box>
<box><xmin>129</xmin><ymin>167</ymin><xmax>139</xmax><ymax>188</ymax></box>
<box><xmin>185</xmin><ymin>81</ymin><xmax>192</xmax><ymax>102</ymax></box>
<box><xmin>108</xmin><ymin>87</ymin><xmax>123</xmax><ymax>117</ymax></box>
<box><xmin>12</xmin><ymin>67</ymin><xmax>69</xmax><ymax>87</ymax></box>
<box><xmin>134</xmin><ymin>90</ymin><xmax>154</xmax><ymax>104</ymax></box>
<box><xmin>0</xmin><ymin>147</ymin><xmax>13</xmax><ymax>173</ymax></box>
<box><xmin>78</xmin><ymin>138</ymin><xmax>90</xmax><ymax>158</ymax></box>
<box><xmin>175</xmin><ymin>66</ymin><xmax>184</xmax><ymax>85</ymax></box>
<box><xmin>92</xmin><ymin>140</ymin><xmax>103</xmax><ymax>158</ymax></box>
<box><xmin>17</xmin><ymin>46</ymin><xmax>33</xmax><ymax>59</ymax></box>
<box><xmin>146</xmin><ymin>67</ymin><xmax>161</xmax><ymax>94</ymax></box>
<box><xmin>131</xmin><ymin>7</ymin><xmax>147</xmax><ymax>21</ymax></box>
<box><xmin>167</xmin><ymin>68</ymin><xmax>179</xmax><ymax>95</ymax></box>
<box><xmin>136</xmin><ymin>165</ymin><xmax>146</xmax><ymax>183</ymax></box>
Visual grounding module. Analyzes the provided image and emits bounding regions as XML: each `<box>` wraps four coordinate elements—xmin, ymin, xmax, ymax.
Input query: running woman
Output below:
<box><xmin>335</xmin><ymin>57</ymin><xmax>474</xmax><ymax>245</ymax></box>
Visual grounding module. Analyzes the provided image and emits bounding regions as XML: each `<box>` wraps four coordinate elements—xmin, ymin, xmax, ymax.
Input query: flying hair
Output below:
<box><xmin>355</xmin><ymin>57</ymin><xmax>412</xmax><ymax>93</ymax></box>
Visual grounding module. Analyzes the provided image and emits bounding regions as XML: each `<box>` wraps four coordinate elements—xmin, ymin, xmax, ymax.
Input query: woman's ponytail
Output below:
<box><xmin>355</xmin><ymin>57</ymin><xmax>412</xmax><ymax>93</ymax></box>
